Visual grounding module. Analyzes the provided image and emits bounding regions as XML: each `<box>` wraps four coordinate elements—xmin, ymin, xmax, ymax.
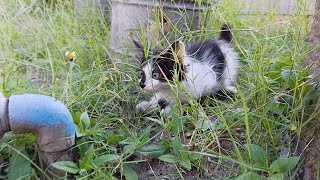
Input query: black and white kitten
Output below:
<box><xmin>135</xmin><ymin>24</ymin><xmax>239</xmax><ymax>114</ymax></box>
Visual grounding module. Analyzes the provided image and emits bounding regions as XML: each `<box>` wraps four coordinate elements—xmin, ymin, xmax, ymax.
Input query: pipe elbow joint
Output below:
<box><xmin>0</xmin><ymin>94</ymin><xmax>75</xmax><ymax>153</ymax></box>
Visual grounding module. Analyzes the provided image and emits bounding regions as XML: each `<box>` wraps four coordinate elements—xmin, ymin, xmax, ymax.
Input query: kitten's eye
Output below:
<box><xmin>138</xmin><ymin>70</ymin><xmax>144</xmax><ymax>78</ymax></box>
<box><xmin>152</xmin><ymin>72</ymin><xmax>160</xmax><ymax>79</ymax></box>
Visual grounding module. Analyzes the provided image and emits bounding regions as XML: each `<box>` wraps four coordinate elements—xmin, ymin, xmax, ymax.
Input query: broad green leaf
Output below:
<box><xmin>302</xmin><ymin>87</ymin><xmax>318</xmax><ymax>107</ymax></box>
<box><xmin>123</xmin><ymin>144</ymin><xmax>137</xmax><ymax>155</ymax></box>
<box><xmin>179</xmin><ymin>159</ymin><xmax>192</xmax><ymax>171</ymax></box>
<box><xmin>1</xmin><ymin>132</ymin><xmax>12</xmax><ymax>142</ymax></box>
<box><xmin>270</xmin><ymin>156</ymin><xmax>300</xmax><ymax>173</ymax></box>
<box><xmin>119</xmin><ymin>137</ymin><xmax>136</xmax><ymax>145</ymax></box>
<box><xmin>158</xmin><ymin>154</ymin><xmax>179</xmax><ymax>163</ymax></box>
<box><xmin>161</xmin><ymin>139</ymin><xmax>171</xmax><ymax>150</ymax></box>
<box><xmin>79</xmin><ymin>145</ymin><xmax>94</xmax><ymax>170</ymax></box>
<box><xmin>77</xmin><ymin>137</ymin><xmax>89</xmax><ymax>156</ymax></box>
<box><xmin>268</xmin><ymin>173</ymin><xmax>284</xmax><ymax>180</ymax></box>
<box><xmin>123</xmin><ymin>164</ymin><xmax>138</xmax><ymax>180</ymax></box>
<box><xmin>90</xmin><ymin>118</ymin><xmax>96</xmax><ymax>127</ymax></box>
<box><xmin>290</xmin><ymin>123</ymin><xmax>297</xmax><ymax>131</ymax></box>
<box><xmin>299</xmin><ymin>64</ymin><xmax>312</xmax><ymax>78</ymax></box>
<box><xmin>78</xmin><ymin>129</ymin><xmax>104</xmax><ymax>136</ymax></box>
<box><xmin>138</xmin><ymin>126</ymin><xmax>152</xmax><ymax>143</ymax></box>
<box><xmin>301</xmin><ymin>84</ymin><xmax>315</xmax><ymax>97</ymax></box>
<box><xmin>93</xmin><ymin>154</ymin><xmax>120</xmax><ymax>167</ymax></box>
<box><xmin>145</xmin><ymin>117</ymin><xmax>164</xmax><ymax>127</ymax></box>
<box><xmin>80</xmin><ymin>111</ymin><xmax>90</xmax><ymax>128</ymax></box>
<box><xmin>245</xmin><ymin>144</ymin><xmax>268</xmax><ymax>167</ymax></box>
<box><xmin>108</xmin><ymin>134</ymin><xmax>125</xmax><ymax>145</ymax></box>
<box><xmin>235</xmin><ymin>172</ymin><xmax>262</xmax><ymax>180</ymax></box>
<box><xmin>188</xmin><ymin>153</ymin><xmax>202</xmax><ymax>162</ymax></box>
<box><xmin>136</xmin><ymin>144</ymin><xmax>166</xmax><ymax>158</ymax></box>
<box><xmin>164</xmin><ymin>119</ymin><xmax>174</xmax><ymax>132</ymax></box>
<box><xmin>167</xmin><ymin>106</ymin><xmax>183</xmax><ymax>136</ymax></box>
<box><xmin>281</xmin><ymin>67</ymin><xmax>297</xmax><ymax>89</ymax></box>
<box><xmin>76</xmin><ymin>127</ymin><xmax>86</xmax><ymax>137</ymax></box>
<box><xmin>72</xmin><ymin>112</ymin><xmax>82</xmax><ymax>125</ymax></box>
<box><xmin>8</xmin><ymin>151</ymin><xmax>32</xmax><ymax>180</ymax></box>
<box><xmin>172</xmin><ymin>139</ymin><xmax>184</xmax><ymax>156</ymax></box>
<box><xmin>51</xmin><ymin>161</ymin><xmax>80</xmax><ymax>174</ymax></box>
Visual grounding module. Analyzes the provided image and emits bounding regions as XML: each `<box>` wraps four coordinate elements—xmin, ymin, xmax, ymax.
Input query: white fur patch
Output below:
<box><xmin>218</xmin><ymin>40</ymin><xmax>239</xmax><ymax>93</ymax></box>
<box><xmin>140</xmin><ymin>62</ymin><xmax>167</xmax><ymax>94</ymax></box>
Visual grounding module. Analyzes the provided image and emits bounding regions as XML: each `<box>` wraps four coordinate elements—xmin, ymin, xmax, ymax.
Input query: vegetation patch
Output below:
<box><xmin>0</xmin><ymin>0</ymin><xmax>318</xmax><ymax>179</ymax></box>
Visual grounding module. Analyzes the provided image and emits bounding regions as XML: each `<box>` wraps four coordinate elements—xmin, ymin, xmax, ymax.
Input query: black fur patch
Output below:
<box><xmin>219</xmin><ymin>23</ymin><xmax>232</xmax><ymax>43</ymax></box>
<box><xmin>138</xmin><ymin>69</ymin><xmax>146</xmax><ymax>86</ymax></box>
<box><xmin>142</xmin><ymin>49</ymin><xmax>185</xmax><ymax>82</ymax></box>
<box><xmin>158</xmin><ymin>99</ymin><xmax>168</xmax><ymax>110</ymax></box>
<box><xmin>156</xmin><ymin>54</ymin><xmax>182</xmax><ymax>81</ymax></box>
<box><xmin>186</xmin><ymin>40</ymin><xmax>226</xmax><ymax>79</ymax></box>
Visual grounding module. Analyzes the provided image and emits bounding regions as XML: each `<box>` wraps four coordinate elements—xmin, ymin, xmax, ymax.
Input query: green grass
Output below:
<box><xmin>0</xmin><ymin>0</ymin><xmax>319</xmax><ymax>179</ymax></box>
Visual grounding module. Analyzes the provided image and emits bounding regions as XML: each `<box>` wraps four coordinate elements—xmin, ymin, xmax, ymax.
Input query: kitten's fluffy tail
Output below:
<box><xmin>219</xmin><ymin>23</ymin><xmax>232</xmax><ymax>43</ymax></box>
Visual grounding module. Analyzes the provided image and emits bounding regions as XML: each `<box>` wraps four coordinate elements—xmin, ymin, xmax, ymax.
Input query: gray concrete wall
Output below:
<box><xmin>74</xmin><ymin>0</ymin><xmax>316</xmax><ymax>16</ymax></box>
<box><xmin>234</xmin><ymin>0</ymin><xmax>316</xmax><ymax>15</ymax></box>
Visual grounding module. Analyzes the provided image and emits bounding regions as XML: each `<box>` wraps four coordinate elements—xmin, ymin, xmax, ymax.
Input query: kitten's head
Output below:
<box><xmin>134</xmin><ymin>40</ymin><xmax>186</xmax><ymax>94</ymax></box>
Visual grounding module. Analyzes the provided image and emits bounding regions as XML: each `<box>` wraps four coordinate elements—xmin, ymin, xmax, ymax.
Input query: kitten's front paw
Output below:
<box><xmin>225</xmin><ymin>86</ymin><xmax>237</xmax><ymax>94</ymax></box>
<box><xmin>136</xmin><ymin>101</ymin><xmax>150</xmax><ymax>112</ymax></box>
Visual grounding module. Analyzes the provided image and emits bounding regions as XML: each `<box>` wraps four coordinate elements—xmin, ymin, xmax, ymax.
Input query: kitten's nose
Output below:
<box><xmin>139</xmin><ymin>82</ymin><xmax>145</xmax><ymax>89</ymax></box>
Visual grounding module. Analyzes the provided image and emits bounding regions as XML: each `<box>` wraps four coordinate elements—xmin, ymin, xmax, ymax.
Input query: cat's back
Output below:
<box><xmin>185</xmin><ymin>40</ymin><xmax>226</xmax><ymax>79</ymax></box>
<box><xmin>186</xmin><ymin>40</ymin><xmax>225</xmax><ymax>63</ymax></box>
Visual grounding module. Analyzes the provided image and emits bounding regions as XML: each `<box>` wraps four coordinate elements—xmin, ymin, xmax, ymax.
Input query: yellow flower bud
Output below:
<box><xmin>65</xmin><ymin>51</ymin><xmax>76</xmax><ymax>62</ymax></box>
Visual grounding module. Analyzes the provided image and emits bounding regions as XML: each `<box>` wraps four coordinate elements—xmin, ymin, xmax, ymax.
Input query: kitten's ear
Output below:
<box><xmin>170</xmin><ymin>40</ymin><xmax>186</xmax><ymax>61</ymax></box>
<box><xmin>133</xmin><ymin>39</ymin><xmax>144</xmax><ymax>52</ymax></box>
<box><xmin>133</xmin><ymin>39</ymin><xmax>148</xmax><ymax>62</ymax></box>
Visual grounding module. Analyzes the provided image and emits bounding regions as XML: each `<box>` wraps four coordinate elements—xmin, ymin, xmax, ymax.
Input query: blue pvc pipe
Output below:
<box><xmin>8</xmin><ymin>94</ymin><xmax>75</xmax><ymax>152</ymax></box>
